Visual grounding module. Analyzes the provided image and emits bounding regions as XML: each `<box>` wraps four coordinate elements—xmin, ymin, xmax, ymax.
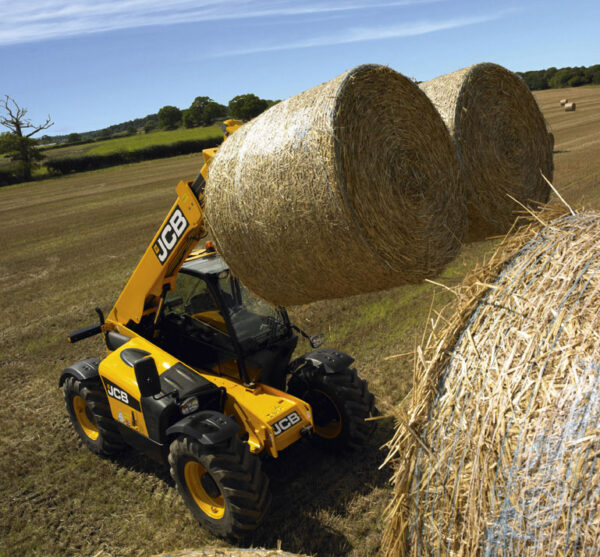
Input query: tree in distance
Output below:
<box><xmin>67</xmin><ymin>132</ymin><xmax>82</xmax><ymax>144</ymax></box>
<box><xmin>228</xmin><ymin>94</ymin><xmax>269</xmax><ymax>121</ymax></box>
<box><xmin>158</xmin><ymin>105</ymin><xmax>182</xmax><ymax>130</ymax></box>
<box><xmin>0</xmin><ymin>95</ymin><xmax>53</xmax><ymax>180</ymax></box>
<box><xmin>185</xmin><ymin>96</ymin><xmax>228</xmax><ymax>127</ymax></box>
<box><xmin>201</xmin><ymin>101</ymin><xmax>227</xmax><ymax>125</ymax></box>
<box><xmin>144</xmin><ymin>120</ymin><xmax>156</xmax><ymax>134</ymax></box>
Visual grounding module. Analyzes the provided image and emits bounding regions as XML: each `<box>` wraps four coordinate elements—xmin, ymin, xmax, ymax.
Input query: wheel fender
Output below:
<box><xmin>59</xmin><ymin>357</ymin><xmax>100</xmax><ymax>387</ymax></box>
<box><xmin>166</xmin><ymin>411</ymin><xmax>240</xmax><ymax>447</ymax></box>
<box><xmin>292</xmin><ymin>347</ymin><xmax>354</xmax><ymax>375</ymax></box>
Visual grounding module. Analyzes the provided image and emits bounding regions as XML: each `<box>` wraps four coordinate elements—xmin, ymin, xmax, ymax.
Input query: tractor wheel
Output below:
<box><xmin>169</xmin><ymin>435</ymin><xmax>271</xmax><ymax>539</ymax></box>
<box><xmin>288</xmin><ymin>366</ymin><xmax>377</xmax><ymax>450</ymax></box>
<box><xmin>63</xmin><ymin>375</ymin><xmax>125</xmax><ymax>456</ymax></box>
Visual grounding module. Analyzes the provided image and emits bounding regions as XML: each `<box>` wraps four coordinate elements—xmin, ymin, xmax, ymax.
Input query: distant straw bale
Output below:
<box><xmin>565</xmin><ymin>102</ymin><xmax>577</xmax><ymax>111</ymax></box>
<box><xmin>205</xmin><ymin>64</ymin><xmax>464</xmax><ymax>306</ymax></box>
<box><xmin>382</xmin><ymin>208</ymin><xmax>600</xmax><ymax>556</ymax></box>
<box><xmin>420</xmin><ymin>63</ymin><xmax>553</xmax><ymax>241</ymax></box>
<box><xmin>560</xmin><ymin>98</ymin><xmax>568</xmax><ymax>105</ymax></box>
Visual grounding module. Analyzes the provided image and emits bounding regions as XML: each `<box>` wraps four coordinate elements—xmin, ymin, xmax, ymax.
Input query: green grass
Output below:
<box><xmin>42</xmin><ymin>125</ymin><xmax>222</xmax><ymax>160</ymax></box>
<box><xmin>86</xmin><ymin>126</ymin><xmax>222</xmax><ymax>155</ymax></box>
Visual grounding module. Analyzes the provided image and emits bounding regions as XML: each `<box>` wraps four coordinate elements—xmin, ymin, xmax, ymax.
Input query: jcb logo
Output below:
<box><xmin>153</xmin><ymin>207</ymin><xmax>189</xmax><ymax>264</ymax></box>
<box><xmin>103</xmin><ymin>378</ymin><xmax>140</xmax><ymax>411</ymax></box>
<box><xmin>107</xmin><ymin>384</ymin><xmax>129</xmax><ymax>404</ymax></box>
<box><xmin>272</xmin><ymin>411</ymin><xmax>301</xmax><ymax>436</ymax></box>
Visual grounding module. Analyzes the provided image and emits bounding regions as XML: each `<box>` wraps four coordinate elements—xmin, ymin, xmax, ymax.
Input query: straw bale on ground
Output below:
<box><xmin>382</xmin><ymin>209</ymin><xmax>600</xmax><ymax>556</ymax></box>
<box><xmin>420</xmin><ymin>63</ymin><xmax>553</xmax><ymax>241</ymax></box>
<box><xmin>560</xmin><ymin>98</ymin><xmax>568</xmax><ymax>105</ymax></box>
<box><xmin>206</xmin><ymin>64</ymin><xmax>464</xmax><ymax>306</ymax></box>
<box><xmin>565</xmin><ymin>102</ymin><xmax>577</xmax><ymax>111</ymax></box>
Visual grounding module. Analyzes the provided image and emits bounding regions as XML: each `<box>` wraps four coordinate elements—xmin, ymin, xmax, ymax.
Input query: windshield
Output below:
<box><xmin>218</xmin><ymin>272</ymin><xmax>289</xmax><ymax>348</ymax></box>
<box><xmin>166</xmin><ymin>270</ymin><xmax>289</xmax><ymax>352</ymax></box>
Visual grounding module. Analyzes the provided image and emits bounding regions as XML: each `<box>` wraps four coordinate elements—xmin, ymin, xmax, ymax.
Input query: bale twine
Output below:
<box><xmin>205</xmin><ymin>64</ymin><xmax>464</xmax><ymax>306</ymax></box>
<box><xmin>565</xmin><ymin>102</ymin><xmax>577</xmax><ymax>112</ymax></box>
<box><xmin>419</xmin><ymin>63</ymin><xmax>553</xmax><ymax>241</ymax></box>
<box><xmin>560</xmin><ymin>98</ymin><xmax>568</xmax><ymax>106</ymax></box>
<box><xmin>382</xmin><ymin>209</ymin><xmax>600</xmax><ymax>556</ymax></box>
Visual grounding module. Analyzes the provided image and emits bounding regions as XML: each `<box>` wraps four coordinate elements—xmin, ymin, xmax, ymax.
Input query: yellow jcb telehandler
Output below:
<box><xmin>60</xmin><ymin>120</ymin><xmax>377</xmax><ymax>539</ymax></box>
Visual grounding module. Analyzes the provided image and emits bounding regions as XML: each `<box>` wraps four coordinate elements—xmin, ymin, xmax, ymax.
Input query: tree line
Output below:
<box><xmin>43</xmin><ymin>93</ymin><xmax>277</xmax><ymax>145</ymax></box>
<box><xmin>0</xmin><ymin>92</ymin><xmax>277</xmax><ymax>185</ymax></box>
<box><xmin>517</xmin><ymin>64</ymin><xmax>600</xmax><ymax>90</ymax></box>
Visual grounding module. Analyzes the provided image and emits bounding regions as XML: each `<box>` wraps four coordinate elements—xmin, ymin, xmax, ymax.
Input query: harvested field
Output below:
<box><xmin>0</xmin><ymin>85</ymin><xmax>599</xmax><ymax>556</ymax></box>
<box><xmin>420</xmin><ymin>63</ymin><xmax>553</xmax><ymax>240</ymax></box>
<box><xmin>535</xmin><ymin>86</ymin><xmax>600</xmax><ymax>208</ymax></box>
<box><xmin>206</xmin><ymin>64</ymin><xmax>464</xmax><ymax>306</ymax></box>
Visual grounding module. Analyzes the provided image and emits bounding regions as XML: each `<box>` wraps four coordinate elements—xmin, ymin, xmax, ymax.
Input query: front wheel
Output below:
<box><xmin>63</xmin><ymin>376</ymin><xmax>125</xmax><ymax>456</ymax></box>
<box><xmin>288</xmin><ymin>366</ymin><xmax>377</xmax><ymax>450</ymax></box>
<box><xmin>168</xmin><ymin>435</ymin><xmax>271</xmax><ymax>539</ymax></box>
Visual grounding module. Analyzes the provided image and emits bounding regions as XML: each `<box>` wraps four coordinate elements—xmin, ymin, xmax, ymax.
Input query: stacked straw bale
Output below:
<box><xmin>420</xmin><ymin>63</ymin><xmax>553</xmax><ymax>241</ymax></box>
<box><xmin>382</xmin><ymin>208</ymin><xmax>600</xmax><ymax>556</ymax></box>
<box><xmin>205</xmin><ymin>64</ymin><xmax>464</xmax><ymax>306</ymax></box>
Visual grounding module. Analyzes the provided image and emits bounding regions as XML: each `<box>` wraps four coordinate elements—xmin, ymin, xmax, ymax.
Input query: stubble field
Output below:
<box><xmin>1</xmin><ymin>86</ymin><xmax>599</xmax><ymax>556</ymax></box>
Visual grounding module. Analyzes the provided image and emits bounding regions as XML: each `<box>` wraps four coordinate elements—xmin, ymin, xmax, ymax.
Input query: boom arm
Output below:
<box><xmin>107</xmin><ymin>179</ymin><xmax>206</xmax><ymax>327</ymax></box>
<box><xmin>105</xmin><ymin>119</ymin><xmax>242</xmax><ymax>330</ymax></box>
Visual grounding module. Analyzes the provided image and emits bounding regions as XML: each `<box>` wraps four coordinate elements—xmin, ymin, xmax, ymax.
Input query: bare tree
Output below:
<box><xmin>0</xmin><ymin>95</ymin><xmax>53</xmax><ymax>180</ymax></box>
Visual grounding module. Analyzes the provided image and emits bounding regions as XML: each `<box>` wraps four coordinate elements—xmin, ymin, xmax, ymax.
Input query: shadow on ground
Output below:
<box><xmin>101</xmin><ymin>417</ymin><xmax>394</xmax><ymax>556</ymax></box>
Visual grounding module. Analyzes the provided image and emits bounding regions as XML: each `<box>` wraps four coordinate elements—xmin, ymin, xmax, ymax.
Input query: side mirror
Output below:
<box><xmin>310</xmin><ymin>333</ymin><xmax>325</xmax><ymax>349</ymax></box>
<box><xmin>134</xmin><ymin>357</ymin><xmax>161</xmax><ymax>398</ymax></box>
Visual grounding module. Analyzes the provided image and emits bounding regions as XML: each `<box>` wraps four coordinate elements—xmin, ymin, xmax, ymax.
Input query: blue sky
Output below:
<box><xmin>1</xmin><ymin>0</ymin><xmax>598</xmax><ymax>134</ymax></box>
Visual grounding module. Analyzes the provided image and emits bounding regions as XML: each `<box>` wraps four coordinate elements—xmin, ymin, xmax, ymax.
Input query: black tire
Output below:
<box><xmin>288</xmin><ymin>366</ymin><xmax>376</xmax><ymax>450</ymax></box>
<box><xmin>168</xmin><ymin>435</ymin><xmax>271</xmax><ymax>539</ymax></box>
<box><xmin>63</xmin><ymin>375</ymin><xmax>126</xmax><ymax>456</ymax></box>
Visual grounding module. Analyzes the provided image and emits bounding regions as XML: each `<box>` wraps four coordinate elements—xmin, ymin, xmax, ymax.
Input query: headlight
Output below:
<box><xmin>180</xmin><ymin>397</ymin><xmax>199</xmax><ymax>416</ymax></box>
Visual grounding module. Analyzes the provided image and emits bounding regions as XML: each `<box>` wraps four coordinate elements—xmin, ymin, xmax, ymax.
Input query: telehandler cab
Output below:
<box><xmin>60</xmin><ymin>120</ymin><xmax>377</xmax><ymax>538</ymax></box>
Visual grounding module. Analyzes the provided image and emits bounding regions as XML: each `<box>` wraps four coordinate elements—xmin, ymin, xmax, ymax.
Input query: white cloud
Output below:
<box><xmin>0</xmin><ymin>0</ymin><xmax>441</xmax><ymax>46</ymax></box>
<box><xmin>216</xmin><ymin>11</ymin><xmax>512</xmax><ymax>57</ymax></box>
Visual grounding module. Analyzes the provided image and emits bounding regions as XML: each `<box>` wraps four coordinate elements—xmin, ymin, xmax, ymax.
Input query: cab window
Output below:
<box><xmin>166</xmin><ymin>273</ymin><xmax>217</xmax><ymax>315</ymax></box>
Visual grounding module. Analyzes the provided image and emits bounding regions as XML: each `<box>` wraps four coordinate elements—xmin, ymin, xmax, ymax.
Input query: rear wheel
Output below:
<box><xmin>288</xmin><ymin>366</ymin><xmax>376</xmax><ymax>449</ymax></box>
<box><xmin>63</xmin><ymin>376</ymin><xmax>125</xmax><ymax>456</ymax></box>
<box><xmin>169</xmin><ymin>435</ymin><xmax>271</xmax><ymax>539</ymax></box>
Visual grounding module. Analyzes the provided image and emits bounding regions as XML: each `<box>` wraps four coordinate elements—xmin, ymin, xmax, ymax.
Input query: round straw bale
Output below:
<box><xmin>205</xmin><ymin>64</ymin><xmax>464</xmax><ymax>306</ymax></box>
<box><xmin>565</xmin><ymin>102</ymin><xmax>577</xmax><ymax>111</ymax></box>
<box><xmin>560</xmin><ymin>98</ymin><xmax>568</xmax><ymax>105</ymax></box>
<box><xmin>382</xmin><ymin>210</ymin><xmax>600</xmax><ymax>556</ymax></box>
<box><xmin>419</xmin><ymin>63</ymin><xmax>553</xmax><ymax>241</ymax></box>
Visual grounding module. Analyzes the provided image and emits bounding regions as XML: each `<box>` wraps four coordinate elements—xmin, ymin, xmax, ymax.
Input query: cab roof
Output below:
<box><xmin>182</xmin><ymin>248</ymin><xmax>229</xmax><ymax>277</ymax></box>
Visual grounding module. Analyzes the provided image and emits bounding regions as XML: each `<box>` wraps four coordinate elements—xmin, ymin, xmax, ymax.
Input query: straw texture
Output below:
<box><xmin>205</xmin><ymin>64</ymin><xmax>464</xmax><ymax>306</ymax></box>
<box><xmin>420</xmin><ymin>63</ymin><xmax>553</xmax><ymax>241</ymax></box>
<box><xmin>565</xmin><ymin>102</ymin><xmax>577</xmax><ymax>112</ymax></box>
<box><xmin>382</xmin><ymin>208</ymin><xmax>600</xmax><ymax>556</ymax></box>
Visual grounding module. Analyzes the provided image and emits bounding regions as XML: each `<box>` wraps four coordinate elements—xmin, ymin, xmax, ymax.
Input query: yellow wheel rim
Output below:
<box><xmin>312</xmin><ymin>389</ymin><xmax>343</xmax><ymax>439</ymax></box>
<box><xmin>184</xmin><ymin>461</ymin><xmax>225</xmax><ymax>519</ymax></box>
<box><xmin>73</xmin><ymin>395</ymin><xmax>99</xmax><ymax>440</ymax></box>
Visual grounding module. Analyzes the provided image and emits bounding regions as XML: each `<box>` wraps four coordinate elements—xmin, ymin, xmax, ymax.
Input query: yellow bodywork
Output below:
<box><xmin>97</xmin><ymin>117</ymin><xmax>313</xmax><ymax>459</ymax></box>
<box><xmin>199</xmin><ymin>119</ymin><xmax>242</xmax><ymax>180</ymax></box>
<box><xmin>99</xmin><ymin>336</ymin><xmax>312</xmax><ymax>457</ymax></box>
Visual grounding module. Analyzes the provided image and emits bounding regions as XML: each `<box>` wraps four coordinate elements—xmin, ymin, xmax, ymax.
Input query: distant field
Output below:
<box><xmin>44</xmin><ymin>125</ymin><xmax>222</xmax><ymax>159</ymax></box>
<box><xmin>1</xmin><ymin>86</ymin><xmax>599</xmax><ymax>556</ymax></box>
<box><xmin>534</xmin><ymin>86</ymin><xmax>600</xmax><ymax>208</ymax></box>
<box><xmin>86</xmin><ymin>126</ymin><xmax>222</xmax><ymax>155</ymax></box>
